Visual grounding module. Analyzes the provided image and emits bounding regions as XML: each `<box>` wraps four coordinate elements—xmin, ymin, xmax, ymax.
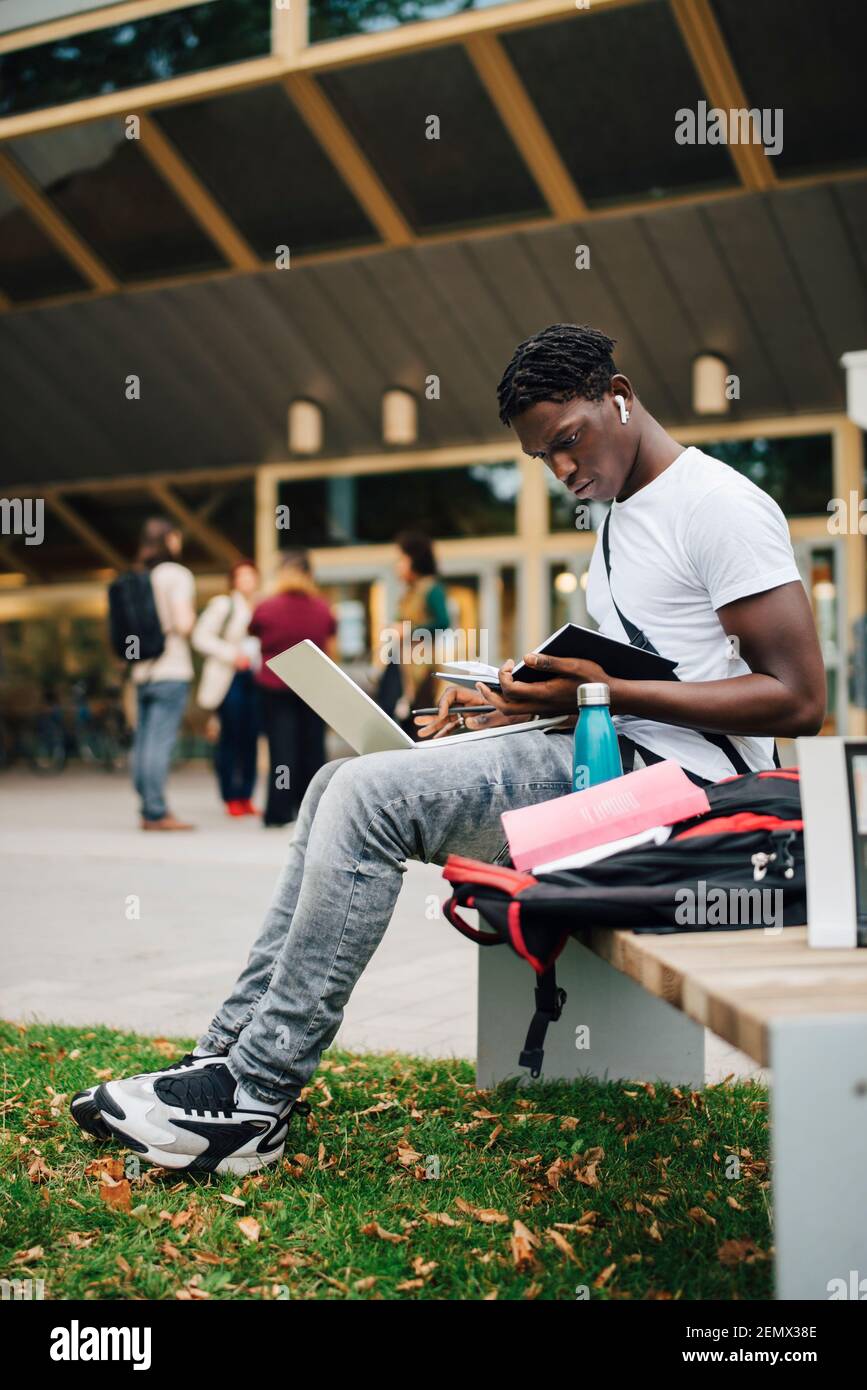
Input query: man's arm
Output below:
<box><xmin>480</xmin><ymin>580</ymin><xmax>826</xmax><ymax>739</ymax></box>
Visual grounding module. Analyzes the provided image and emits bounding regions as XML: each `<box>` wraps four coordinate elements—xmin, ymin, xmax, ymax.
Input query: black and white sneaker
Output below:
<box><xmin>71</xmin><ymin>1060</ymin><xmax>308</xmax><ymax>1175</ymax></box>
<box><xmin>70</xmin><ymin>1052</ymin><xmax>225</xmax><ymax>1142</ymax></box>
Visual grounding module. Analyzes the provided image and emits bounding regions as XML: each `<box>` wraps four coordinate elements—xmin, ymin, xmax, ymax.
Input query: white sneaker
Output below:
<box><xmin>72</xmin><ymin>1060</ymin><xmax>308</xmax><ymax>1175</ymax></box>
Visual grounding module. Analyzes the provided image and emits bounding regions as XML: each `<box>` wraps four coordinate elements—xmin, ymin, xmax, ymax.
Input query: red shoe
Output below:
<box><xmin>225</xmin><ymin>800</ymin><xmax>245</xmax><ymax>817</ymax></box>
<box><xmin>239</xmin><ymin>799</ymin><xmax>258</xmax><ymax>816</ymax></box>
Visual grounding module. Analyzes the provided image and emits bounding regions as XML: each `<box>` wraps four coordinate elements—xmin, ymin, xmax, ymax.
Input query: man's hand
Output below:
<box><xmin>414</xmin><ymin>684</ymin><xmax>525</xmax><ymax>739</ymax></box>
<box><xmin>475</xmin><ymin>653</ymin><xmax>616</xmax><ymax>718</ymax></box>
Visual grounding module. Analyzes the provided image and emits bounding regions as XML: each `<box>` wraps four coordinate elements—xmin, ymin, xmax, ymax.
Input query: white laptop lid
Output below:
<box><xmin>266</xmin><ymin>641</ymin><xmax>413</xmax><ymax>756</ymax></box>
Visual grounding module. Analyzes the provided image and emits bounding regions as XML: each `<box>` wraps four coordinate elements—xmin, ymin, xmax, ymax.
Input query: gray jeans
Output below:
<box><xmin>132</xmin><ymin>679</ymin><xmax>190</xmax><ymax>822</ymax></box>
<box><xmin>201</xmin><ymin>729</ymin><xmax>575</xmax><ymax>1104</ymax></box>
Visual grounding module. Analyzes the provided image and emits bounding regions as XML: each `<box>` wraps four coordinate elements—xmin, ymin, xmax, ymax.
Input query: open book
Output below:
<box><xmin>437</xmin><ymin>622</ymin><xmax>678</xmax><ymax>689</ymax></box>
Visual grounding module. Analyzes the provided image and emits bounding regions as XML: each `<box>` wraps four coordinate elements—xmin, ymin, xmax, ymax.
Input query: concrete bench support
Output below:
<box><xmin>770</xmin><ymin>1015</ymin><xmax>867</xmax><ymax>1300</ymax></box>
<box><xmin>476</xmin><ymin>939</ymin><xmax>705</xmax><ymax>1089</ymax></box>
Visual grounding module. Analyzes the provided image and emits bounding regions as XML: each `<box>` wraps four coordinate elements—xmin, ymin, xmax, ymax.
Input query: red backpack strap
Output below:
<box><xmin>442</xmin><ymin>856</ymin><xmax>538</xmax><ymax>947</ymax></box>
<box><xmin>443</xmin><ymin>855</ymin><xmax>537</xmax><ymax>894</ymax></box>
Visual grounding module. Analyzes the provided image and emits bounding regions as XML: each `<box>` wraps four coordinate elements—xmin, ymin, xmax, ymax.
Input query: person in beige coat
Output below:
<box><xmin>192</xmin><ymin>560</ymin><xmax>261</xmax><ymax>816</ymax></box>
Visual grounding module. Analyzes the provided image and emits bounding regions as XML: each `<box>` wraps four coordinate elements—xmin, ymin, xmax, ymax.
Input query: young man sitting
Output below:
<box><xmin>71</xmin><ymin>324</ymin><xmax>825</xmax><ymax>1174</ymax></box>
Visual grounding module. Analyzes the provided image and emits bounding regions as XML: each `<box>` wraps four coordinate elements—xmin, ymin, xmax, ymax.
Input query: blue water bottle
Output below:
<box><xmin>572</xmin><ymin>682</ymin><xmax>623</xmax><ymax>792</ymax></box>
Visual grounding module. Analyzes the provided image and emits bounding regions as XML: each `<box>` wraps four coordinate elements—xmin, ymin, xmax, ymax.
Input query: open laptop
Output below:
<box><xmin>266</xmin><ymin>640</ymin><xmax>567</xmax><ymax>755</ymax></box>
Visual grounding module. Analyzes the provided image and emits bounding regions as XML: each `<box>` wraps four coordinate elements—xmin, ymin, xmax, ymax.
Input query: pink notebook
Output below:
<box><xmin>502</xmin><ymin>761</ymin><xmax>710</xmax><ymax>872</ymax></box>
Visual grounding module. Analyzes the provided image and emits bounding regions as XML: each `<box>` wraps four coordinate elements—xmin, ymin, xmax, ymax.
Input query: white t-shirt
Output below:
<box><xmin>584</xmin><ymin>447</ymin><xmax>803</xmax><ymax>782</ymax></box>
<box><xmin>132</xmin><ymin>561</ymin><xmax>196</xmax><ymax>686</ymax></box>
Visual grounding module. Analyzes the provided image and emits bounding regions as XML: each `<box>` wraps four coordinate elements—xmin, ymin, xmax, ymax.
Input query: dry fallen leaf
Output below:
<box><xmin>354</xmin><ymin>1276</ymin><xmax>377</xmax><ymax>1292</ymax></box>
<box><xmin>411</xmin><ymin>1257</ymin><xmax>438</xmax><ymax>1278</ymax></box>
<box><xmin>455</xmin><ymin>1198</ymin><xmax>508</xmax><ymax>1225</ymax></box>
<box><xmin>85</xmin><ymin>1157</ymin><xmax>124</xmax><ymax>1182</ymax></box>
<box><xmin>396</xmin><ymin>1138</ymin><xmax>423</xmax><ymax>1168</ymax></box>
<box><xmin>688</xmin><ymin>1206</ymin><xmax>717</xmax><ymax>1228</ymax></box>
<box><xmin>594</xmin><ymin>1262</ymin><xmax>617</xmax><ymax>1289</ymax></box>
<box><xmin>27</xmin><ymin>1156</ymin><xmax>54</xmax><ymax>1184</ymax></box>
<box><xmin>395</xmin><ymin>1278</ymin><xmax>424</xmax><ymax>1292</ymax></box>
<box><xmin>421</xmin><ymin>1211</ymin><xmax>456</xmax><ymax>1227</ymax></box>
<box><xmin>574</xmin><ymin>1162</ymin><xmax>600</xmax><ymax>1188</ymax></box>
<box><xmin>361</xmin><ymin>1222</ymin><xmax>406</xmax><ymax>1244</ymax></box>
<box><xmin>13</xmin><ymin>1246</ymin><xmax>44</xmax><ymax>1264</ymax></box>
<box><xmin>99</xmin><ymin>1179</ymin><xmax>132</xmax><ymax>1212</ymax></box>
<box><xmin>717</xmin><ymin>1237</ymin><xmax>768</xmax><ymax>1268</ymax></box>
<box><xmin>510</xmin><ymin>1219</ymin><xmax>540</xmax><ymax>1271</ymax></box>
<box><xmin>219</xmin><ymin>1194</ymin><xmax>246</xmax><ymax>1207</ymax></box>
<box><xmin>545</xmin><ymin>1228</ymin><xmax>579</xmax><ymax>1263</ymax></box>
<box><xmin>64</xmin><ymin>1231</ymin><xmax>97</xmax><ymax>1250</ymax></box>
<box><xmin>237</xmin><ymin>1217</ymin><xmax>261</xmax><ymax>1243</ymax></box>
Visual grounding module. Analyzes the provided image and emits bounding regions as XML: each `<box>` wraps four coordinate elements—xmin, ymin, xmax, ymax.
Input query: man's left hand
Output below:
<box><xmin>476</xmin><ymin>653</ymin><xmax>618</xmax><ymax>716</ymax></box>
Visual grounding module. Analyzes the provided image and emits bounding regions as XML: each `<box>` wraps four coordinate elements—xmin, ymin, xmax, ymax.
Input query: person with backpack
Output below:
<box><xmin>192</xmin><ymin>559</ymin><xmax>261</xmax><ymax>817</ymax></box>
<box><xmin>73</xmin><ymin>325</ymin><xmax>826</xmax><ymax>1174</ymax></box>
<box><xmin>120</xmin><ymin>516</ymin><xmax>196</xmax><ymax>831</ymax></box>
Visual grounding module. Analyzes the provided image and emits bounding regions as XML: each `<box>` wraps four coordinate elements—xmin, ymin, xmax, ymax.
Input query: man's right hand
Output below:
<box><xmin>414</xmin><ymin>684</ymin><xmax>526</xmax><ymax>739</ymax></box>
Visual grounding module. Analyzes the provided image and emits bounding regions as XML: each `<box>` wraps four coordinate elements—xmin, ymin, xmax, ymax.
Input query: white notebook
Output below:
<box><xmin>267</xmin><ymin>641</ymin><xmax>567</xmax><ymax>756</ymax></box>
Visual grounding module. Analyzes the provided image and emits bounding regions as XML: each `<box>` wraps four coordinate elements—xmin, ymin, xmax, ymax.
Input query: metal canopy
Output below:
<box><xmin>1</xmin><ymin>174</ymin><xmax>866</xmax><ymax>487</ymax></box>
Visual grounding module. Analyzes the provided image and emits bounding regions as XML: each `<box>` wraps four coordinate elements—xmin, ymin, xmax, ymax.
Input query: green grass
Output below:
<box><xmin>0</xmin><ymin>1022</ymin><xmax>773</xmax><ymax>1301</ymax></box>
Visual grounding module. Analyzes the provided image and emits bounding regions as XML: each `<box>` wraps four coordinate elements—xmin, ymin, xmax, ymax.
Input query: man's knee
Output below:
<box><xmin>302</xmin><ymin>756</ymin><xmax>354</xmax><ymax>812</ymax></box>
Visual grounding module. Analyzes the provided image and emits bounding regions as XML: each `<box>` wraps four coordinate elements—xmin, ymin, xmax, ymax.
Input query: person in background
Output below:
<box><xmin>250</xmin><ymin>550</ymin><xmax>337</xmax><ymax>828</ymax></box>
<box><xmin>193</xmin><ymin>559</ymin><xmax>261</xmax><ymax>818</ymax></box>
<box><xmin>376</xmin><ymin>531</ymin><xmax>451</xmax><ymax>731</ymax></box>
<box><xmin>132</xmin><ymin>517</ymin><xmax>196</xmax><ymax>831</ymax></box>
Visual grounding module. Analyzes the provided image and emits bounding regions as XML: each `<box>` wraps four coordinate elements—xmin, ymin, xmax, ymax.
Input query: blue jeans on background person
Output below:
<box><xmin>132</xmin><ymin>679</ymin><xmax>190</xmax><ymax>822</ymax></box>
<box><xmin>216</xmin><ymin>670</ymin><xmax>259</xmax><ymax>804</ymax></box>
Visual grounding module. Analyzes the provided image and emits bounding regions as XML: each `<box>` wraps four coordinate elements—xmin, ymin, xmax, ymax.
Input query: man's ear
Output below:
<box><xmin>609</xmin><ymin>374</ymin><xmax>634</xmax><ymax>425</ymax></box>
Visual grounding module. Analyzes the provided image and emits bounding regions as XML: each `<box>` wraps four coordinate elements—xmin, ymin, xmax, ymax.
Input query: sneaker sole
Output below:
<box><xmin>70</xmin><ymin>1087</ymin><xmax>113</xmax><ymax>1141</ymax></box>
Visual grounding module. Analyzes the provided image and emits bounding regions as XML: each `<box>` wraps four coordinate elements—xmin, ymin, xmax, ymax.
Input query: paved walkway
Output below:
<box><xmin>0</xmin><ymin>765</ymin><xmax>764</xmax><ymax>1082</ymax></box>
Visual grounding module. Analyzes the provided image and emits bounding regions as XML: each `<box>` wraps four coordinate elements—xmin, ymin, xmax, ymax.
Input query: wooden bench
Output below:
<box><xmin>476</xmin><ymin>926</ymin><xmax>867</xmax><ymax>1300</ymax></box>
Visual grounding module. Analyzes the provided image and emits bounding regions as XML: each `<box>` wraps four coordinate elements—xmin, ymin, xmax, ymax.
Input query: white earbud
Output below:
<box><xmin>614</xmin><ymin>394</ymin><xmax>630</xmax><ymax>425</ymax></box>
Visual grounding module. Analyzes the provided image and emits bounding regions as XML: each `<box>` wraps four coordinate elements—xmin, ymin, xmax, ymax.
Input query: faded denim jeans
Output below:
<box><xmin>132</xmin><ymin>679</ymin><xmax>190</xmax><ymax>822</ymax></box>
<box><xmin>200</xmin><ymin>729</ymin><xmax>575</xmax><ymax>1104</ymax></box>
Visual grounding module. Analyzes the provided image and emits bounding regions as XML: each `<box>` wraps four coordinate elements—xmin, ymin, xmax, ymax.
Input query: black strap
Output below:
<box><xmin>601</xmin><ymin>510</ymin><xmax>769</xmax><ymax>779</ymax></box>
<box><xmin>518</xmin><ymin>966</ymin><xmax>567</xmax><ymax>1079</ymax></box>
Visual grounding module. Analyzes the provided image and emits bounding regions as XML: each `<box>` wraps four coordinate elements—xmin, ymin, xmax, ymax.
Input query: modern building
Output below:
<box><xmin>0</xmin><ymin>0</ymin><xmax>865</xmax><ymax>735</ymax></box>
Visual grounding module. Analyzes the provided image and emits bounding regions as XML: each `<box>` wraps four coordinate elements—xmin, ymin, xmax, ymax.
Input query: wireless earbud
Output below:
<box><xmin>614</xmin><ymin>394</ymin><xmax>630</xmax><ymax>425</ymax></box>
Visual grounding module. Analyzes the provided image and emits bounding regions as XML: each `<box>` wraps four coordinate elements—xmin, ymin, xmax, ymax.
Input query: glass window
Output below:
<box><xmin>8</xmin><ymin>119</ymin><xmax>226</xmax><ymax>280</ymax></box>
<box><xmin>154</xmin><ymin>85</ymin><xmax>377</xmax><ymax>257</ymax></box>
<box><xmin>712</xmin><ymin>0</ymin><xmax>866</xmax><ymax>178</ymax></box>
<box><xmin>0</xmin><ymin>182</ymin><xmax>88</xmax><ymax>301</ymax></box>
<box><xmin>0</xmin><ymin>0</ymin><xmax>272</xmax><ymax>117</ymax></box>
<box><xmin>548</xmin><ymin>436</ymin><xmax>834</xmax><ymax>528</ymax></box>
<box><xmin>502</xmin><ymin>1</ymin><xmax>737</xmax><ymax>206</ymax></box>
<box><xmin>310</xmin><ymin>0</ymin><xmax>517</xmax><ymax>44</ymax></box>
<box><xmin>277</xmin><ymin>461</ymin><xmax>519</xmax><ymax>546</ymax></box>
<box><xmin>696</xmin><ymin>436</ymin><xmax>833</xmax><ymax>517</ymax></box>
<box><xmin>549</xmin><ymin>559</ymin><xmax>593</xmax><ymax>637</ymax></box>
<box><xmin>317</xmin><ymin>46</ymin><xmax>547</xmax><ymax>233</ymax></box>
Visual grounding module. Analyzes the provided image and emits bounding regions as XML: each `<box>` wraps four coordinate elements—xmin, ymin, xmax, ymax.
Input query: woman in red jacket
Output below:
<box><xmin>250</xmin><ymin>550</ymin><xmax>337</xmax><ymax>828</ymax></box>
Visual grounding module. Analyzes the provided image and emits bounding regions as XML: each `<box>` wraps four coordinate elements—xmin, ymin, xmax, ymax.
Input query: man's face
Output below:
<box><xmin>511</xmin><ymin>391</ymin><xmax>634</xmax><ymax>502</ymax></box>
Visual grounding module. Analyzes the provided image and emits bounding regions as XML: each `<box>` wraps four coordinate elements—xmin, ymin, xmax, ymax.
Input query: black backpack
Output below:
<box><xmin>108</xmin><ymin>571</ymin><xmax>165</xmax><ymax>662</ymax></box>
<box><xmin>443</xmin><ymin>769</ymin><xmax>804</xmax><ymax>1078</ymax></box>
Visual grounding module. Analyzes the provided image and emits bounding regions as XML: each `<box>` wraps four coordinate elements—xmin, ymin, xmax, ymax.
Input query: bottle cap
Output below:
<box><xmin>577</xmin><ymin>681</ymin><xmax>611</xmax><ymax>707</ymax></box>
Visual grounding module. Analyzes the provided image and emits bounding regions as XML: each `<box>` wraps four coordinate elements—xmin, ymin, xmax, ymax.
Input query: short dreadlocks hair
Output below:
<box><xmin>496</xmin><ymin>324</ymin><xmax>617</xmax><ymax>426</ymax></box>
